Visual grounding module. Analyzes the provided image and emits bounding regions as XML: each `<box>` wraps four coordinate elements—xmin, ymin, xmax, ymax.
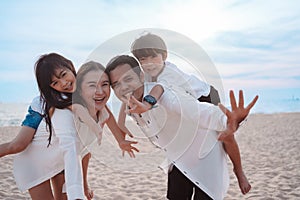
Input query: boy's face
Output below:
<box><xmin>138</xmin><ymin>53</ymin><xmax>166</xmax><ymax>78</ymax></box>
<box><xmin>108</xmin><ymin>63</ymin><xmax>144</xmax><ymax>103</ymax></box>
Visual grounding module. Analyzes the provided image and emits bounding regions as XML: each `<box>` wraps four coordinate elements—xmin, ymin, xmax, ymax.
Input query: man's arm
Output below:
<box><xmin>127</xmin><ymin>87</ymin><xmax>258</xmax><ymax>135</ymax></box>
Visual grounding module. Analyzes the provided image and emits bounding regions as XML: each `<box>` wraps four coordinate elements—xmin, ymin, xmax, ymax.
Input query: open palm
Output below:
<box><xmin>119</xmin><ymin>140</ymin><xmax>139</xmax><ymax>158</ymax></box>
<box><xmin>218</xmin><ymin>90</ymin><xmax>259</xmax><ymax>140</ymax></box>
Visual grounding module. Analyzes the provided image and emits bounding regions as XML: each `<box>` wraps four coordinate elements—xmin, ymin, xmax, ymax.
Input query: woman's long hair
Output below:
<box><xmin>35</xmin><ymin>53</ymin><xmax>76</xmax><ymax>146</ymax></box>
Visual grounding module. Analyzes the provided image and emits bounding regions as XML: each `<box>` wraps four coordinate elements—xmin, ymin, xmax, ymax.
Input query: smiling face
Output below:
<box><xmin>109</xmin><ymin>63</ymin><xmax>144</xmax><ymax>103</ymax></box>
<box><xmin>79</xmin><ymin>70</ymin><xmax>110</xmax><ymax>115</ymax></box>
<box><xmin>138</xmin><ymin>53</ymin><xmax>166</xmax><ymax>78</ymax></box>
<box><xmin>50</xmin><ymin>67</ymin><xmax>76</xmax><ymax>93</ymax></box>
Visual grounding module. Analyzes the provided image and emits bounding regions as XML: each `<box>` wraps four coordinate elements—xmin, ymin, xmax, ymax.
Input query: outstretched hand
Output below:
<box><xmin>119</xmin><ymin>140</ymin><xmax>139</xmax><ymax>158</ymax></box>
<box><xmin>218</xmin><ymin>90</ymin><xmax>258</xmax><ymax>141</ymax></box>
<box><xmin>126</xmin><ymin>95</ymin><xmax>151</xmax><ymax>114</ymax></box>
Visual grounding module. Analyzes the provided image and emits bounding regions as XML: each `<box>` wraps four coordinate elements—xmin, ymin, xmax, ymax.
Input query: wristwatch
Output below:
<box><xmin>143</xmin><ymin>95</ymin><xmax>157</xmax><ymax>107</ymax></box>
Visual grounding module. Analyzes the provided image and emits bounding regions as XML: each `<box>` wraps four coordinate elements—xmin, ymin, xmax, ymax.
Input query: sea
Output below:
<box><xmin>0</xmin><ymin>88</ymin><xmax>299</xmax><ymax>127</ymax></box>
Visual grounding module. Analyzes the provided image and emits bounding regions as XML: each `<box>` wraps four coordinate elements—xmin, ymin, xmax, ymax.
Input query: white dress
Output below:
<box><xmin>13</xmin><ymin>97</ymin><xmax>64</xmax><ymax>192</ymax></box>
<box><xmin>13</xmin><ymin>97</ymin><xmax>86</xmax><ymax>200</ymax></box>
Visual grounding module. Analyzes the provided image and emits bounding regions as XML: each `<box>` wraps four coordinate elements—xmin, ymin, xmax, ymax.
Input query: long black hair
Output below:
<box><xmin>35</xmin><ymin>53</ymin><xmax>76</xmax><ymax>146</ymax></box>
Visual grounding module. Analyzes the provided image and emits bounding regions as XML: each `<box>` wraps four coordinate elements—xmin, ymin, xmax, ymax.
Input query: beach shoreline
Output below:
<box><xmin>1</xmin><ymin>113</ymin><xmax>300</xmax><ymax>199</ymax></box>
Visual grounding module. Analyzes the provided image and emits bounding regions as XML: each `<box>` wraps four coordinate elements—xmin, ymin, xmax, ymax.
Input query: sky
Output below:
<box><xmin>0</xmin><ymin>0</ymin><xmax>299</xmax><ymax>103</ymax></box>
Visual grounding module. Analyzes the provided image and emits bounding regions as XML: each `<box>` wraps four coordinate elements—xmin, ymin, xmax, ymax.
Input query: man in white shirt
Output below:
<box><xmin>105</xmin><ymin>55</ymin><xmax>258</xmax><ymax>200</ymax></box>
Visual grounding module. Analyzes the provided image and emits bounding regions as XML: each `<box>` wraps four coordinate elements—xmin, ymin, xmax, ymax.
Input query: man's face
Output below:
<box><xmin>109</xmin><ymin>63</ymin><xmax>144</xmax><ymax>103</ymax></box>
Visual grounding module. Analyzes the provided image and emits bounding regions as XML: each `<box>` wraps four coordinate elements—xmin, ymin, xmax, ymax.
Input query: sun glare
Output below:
<box><xmin>161</xmin><ymin>1</ymin><xmax>230</xmax><ymax>41</ymax></box>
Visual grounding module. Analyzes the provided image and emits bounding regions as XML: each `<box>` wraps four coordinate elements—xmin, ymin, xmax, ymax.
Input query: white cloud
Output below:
<box><xmin>0</xmin><ymin>0</ymin><xmax>299</xmax><ymax>102</ymax></box>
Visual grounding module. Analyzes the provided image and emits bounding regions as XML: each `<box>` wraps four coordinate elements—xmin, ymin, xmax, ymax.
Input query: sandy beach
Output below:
<box><xmin>0</xmin><ymin>113</ymin><xmax>299</xmax><ymax>199</ymax></box>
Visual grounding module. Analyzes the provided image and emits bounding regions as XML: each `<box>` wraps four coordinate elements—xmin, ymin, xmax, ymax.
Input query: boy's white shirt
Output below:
<box><xmin>129</xmin><ymin>82</ymin><xmax>229</xmax><ymax>200</ymax></box>
<box><xmin>144</xmin><ymin>61</ymin><xmax>211</xmax><ymax>98</ymax></box>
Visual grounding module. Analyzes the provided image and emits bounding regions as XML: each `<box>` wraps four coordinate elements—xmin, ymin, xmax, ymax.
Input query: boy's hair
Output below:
<box><xmin>131</xmin><ymin>33</ymin><xmax>167</xmax><ymax>59</ymax></box>
<box><xmin>105</xmin><ymin>55</ymin><xmax>142</xmax><ymax>83</ymax></box>
<box><xmin>73</xmin><ymin>61</ymin><xmax>106</xmax><ymax>106</ymax></box>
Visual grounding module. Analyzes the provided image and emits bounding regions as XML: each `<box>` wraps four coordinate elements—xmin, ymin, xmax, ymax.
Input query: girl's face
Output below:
<box><xmin>50</xmin><ymin>67</ymin><xmax>76</xmax><ymax>93</ymax></box>
<box><xmin>80</xmin><ymin>70</ymin><xmax>110</xmax><ymax>114</ymax></box>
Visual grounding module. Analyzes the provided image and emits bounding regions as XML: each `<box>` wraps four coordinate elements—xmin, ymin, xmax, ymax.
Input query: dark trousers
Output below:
<box><xmin>167</xmin><ymin>166</ymin><xmax>212</xmax><ymax>200</ymax></box>
<box><xmin>167</xmin><ymin>86</ymin><xmax>220</xmax><ymax>200</ymax></box>
<box><xmin>198</xmin><ymin>86</ymin><xmax>220</xmax><ymax>106</ymax></box>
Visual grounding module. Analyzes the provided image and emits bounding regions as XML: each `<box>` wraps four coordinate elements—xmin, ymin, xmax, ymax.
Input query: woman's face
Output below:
<box><xmin>80</xmin><ymin>70</ymin><xmax>110</xmax><ymax>113</ymax></box>
<box><xmin>50</xmin><ymin>67</ymin><xmax>76</xmax><ymax>93</ymax></box>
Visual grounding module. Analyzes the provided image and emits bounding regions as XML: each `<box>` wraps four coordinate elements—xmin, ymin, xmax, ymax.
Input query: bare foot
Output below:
<box><xmin>234</xmin><ymin>169</ymin><xmax>252</xmax><ymax>195</ymax></box>
<box><xmin>84</xmin><ymin>185</ymin><xmax>94</xmax><ymax>200</ymax></box>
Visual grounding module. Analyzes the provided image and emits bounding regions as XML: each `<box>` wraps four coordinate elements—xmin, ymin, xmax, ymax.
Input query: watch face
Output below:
<box><xmin>144</xmin><ymin>95</ymin><xmax>157</xmax><ymax>105</ymax></box>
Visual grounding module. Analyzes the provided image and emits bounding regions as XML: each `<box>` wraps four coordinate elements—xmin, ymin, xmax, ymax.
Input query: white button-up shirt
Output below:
<box><xmin>130</xmin><ymin>82</ymin><xmax>229</xmax><ymax>200</ymax></box>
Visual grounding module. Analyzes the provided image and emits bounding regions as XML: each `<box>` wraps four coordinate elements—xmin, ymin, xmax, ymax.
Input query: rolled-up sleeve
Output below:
<box><xmin>21</xmin><ymin>106</ymin><xmax>43</xmax><ymax>129</ymax></box>
<box><xmin>51</xmin><ymin>109</ymin><xmax>84</xmax><ymax>200</ymax></box>
<box><xmin>21</xmin><ymin>96</ymin><xmax>43</xmax><ymax>129</ymax></box>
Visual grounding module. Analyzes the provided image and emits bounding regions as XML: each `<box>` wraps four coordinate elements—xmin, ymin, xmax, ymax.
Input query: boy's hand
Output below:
<box><xmin>218</xmin><ymin>90</ymin><xmax>258</xmax><ymax>141</ymax></box>
<box><xmin>126</xmin><ymin>95</ymin><xmax>151</xmax><ymax>114</ymax></box>
<box><xmin>119</xmin><ymin>140</ymin><xmax>139</xmax><ymax>158</ymax></box>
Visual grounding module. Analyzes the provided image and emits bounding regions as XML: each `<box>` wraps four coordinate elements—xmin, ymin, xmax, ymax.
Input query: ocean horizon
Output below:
<box><xmin>0</xmin><ymin>88</ymin><xmax>299</xmax><ymax>127</ymax></box>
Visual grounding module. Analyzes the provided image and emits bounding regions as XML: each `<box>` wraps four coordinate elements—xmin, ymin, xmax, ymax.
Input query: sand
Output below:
<box><xmin>0</xmin><ymin>113</ymin><xmax>300</xmax><ymax>199</ymax></box>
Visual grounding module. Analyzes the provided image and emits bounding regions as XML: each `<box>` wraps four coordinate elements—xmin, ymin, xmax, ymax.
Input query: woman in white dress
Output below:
<box><xmin>2</xmin><ymin>53</ymin><xmax>82</xmax><ymax>200</ymax></box>
<box><xmin>0</xmin><ymin>53</ymin><xmax>138</xmax><ymax>200</ymax></box>
<box><xmin>72</xmin><ymin>61</ymin><xmax>139</xmax><ymax>159</ymax></box>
